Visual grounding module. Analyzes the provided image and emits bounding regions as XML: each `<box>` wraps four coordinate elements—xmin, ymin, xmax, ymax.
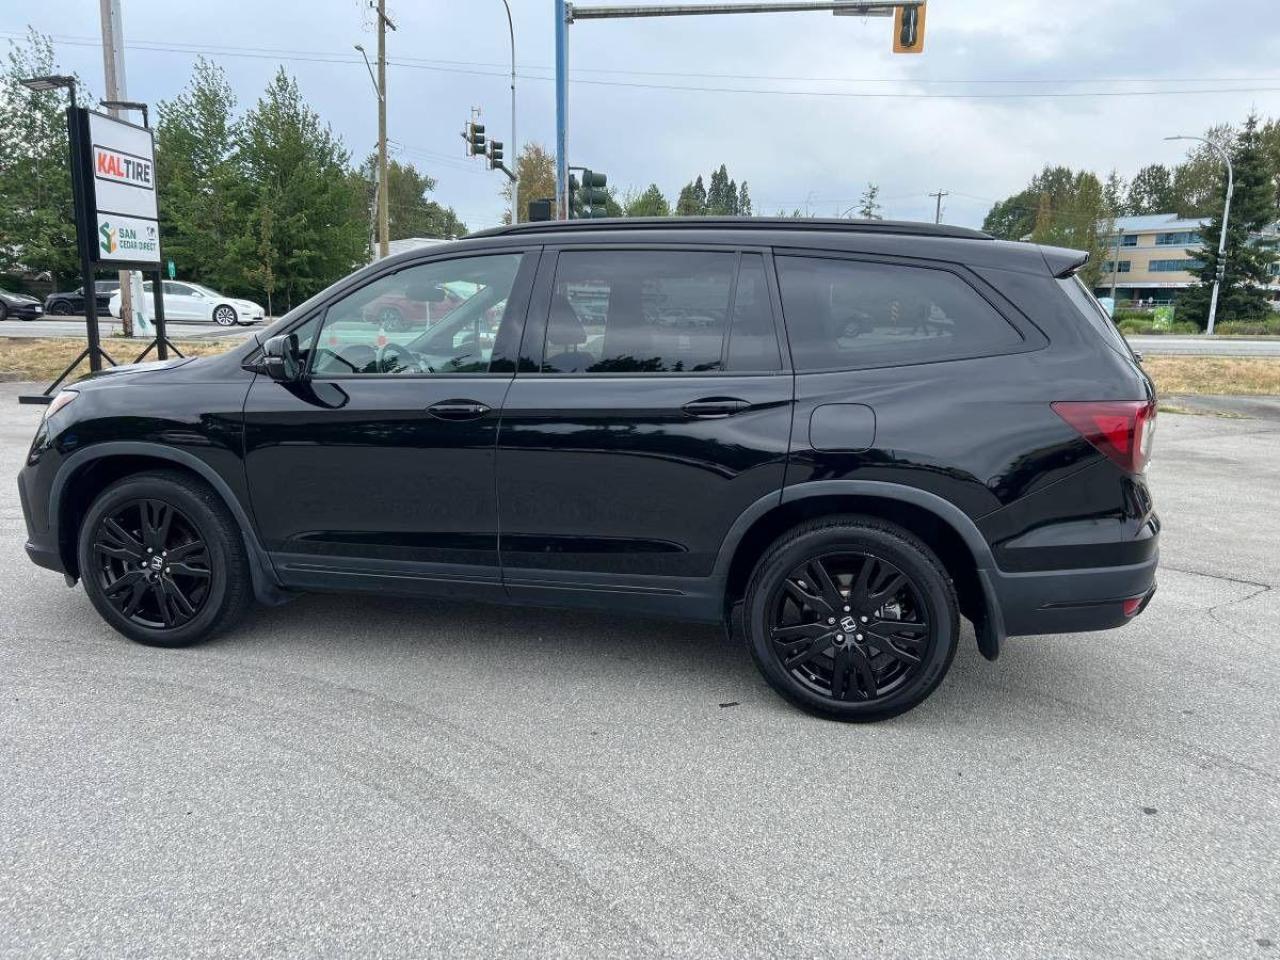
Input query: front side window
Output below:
<box><xmin>776</xmin><ymin>256</ymin><xmax>1023</xmax><ymax>372</ymax></box>
<box><xmin>310</xmin><ymin>253</ymin><xmax>523</xmax><ymax>376</ymax></box>
<box><xmin>542</xmin><ymin>250</ymin><xmax>778</xmax><ymax>374</ymax></box>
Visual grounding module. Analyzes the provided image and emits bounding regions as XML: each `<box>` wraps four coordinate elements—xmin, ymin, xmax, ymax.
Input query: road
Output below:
<box><xmin>0</xmin><ymin>314</ymin><xmax>259</xmax><ymax>341</ymax></box>
<box><xmin>1127</xmin><ymin>334</ymin><xmax>1280</xmax><ymax>357</ymax></box>
<box><xmin>0</xmin><ymin>381</ymin><xmax>1276</xmax><ymax>959</ymax></box>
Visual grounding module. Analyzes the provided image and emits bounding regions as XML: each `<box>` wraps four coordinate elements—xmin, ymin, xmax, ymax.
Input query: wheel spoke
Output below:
<box><xmin>847</xmin><ymin>557</ymin><xmax>876</xmax><ymax>607</ymax></box>
<box><xmin>141</xmin><ymin>500</ymin><xmax>173</xmax><ymax>551</ymax></box>
<box><xmin>783</xmin><ymin>575</ymin><xmax>833</xmax><ymax>618</ymax></box>
<box><xmin>868</xmin><ymin>571</ymin><xmax>907</xmax><ymax>609</ymax></box>
<box><xmin>830</xmin><ymin>644</ymin><xmax>878</xmax><ymax>701</ymax></box>
<box><xmin>121</xmin><ymin>577</ymin><xmax>149</xmax><ymax>618</ymax></box>
<box><xmin>167</xmin><ymin>561</ymin><xmax>210</xmax><ymax>579</ymax></box>
<box><xmin>863</xmin><ymin>623</ymin><xmax>926</xmax><ymax>664</ymax></box>
<box><xmin>152</xmin><ymin>581</ymin><xmax>176</xmax><ymax>626</ymax></box>
<box><xmin>805</xmin><ymin>559</ymin><xmax>844</xmax><ymax>612</ymax></box>
<box><xmin>783</xmin><ymin>635</ymin><xmax>834</xmax><ymax>670</ymax></box>
<box><xmin>98</xmin><ymin>518</ymin><xmax>143</xmax><ymax>560</ymax></box>
<box><xmin>103</xmin><ymin>569</ymin><xmax>145</xmax><ymax>598</ymax></box>
<box><xmin>161</xmin><ymin>578</ymin><xmax>196</xmax><ymax>620</ymax></box>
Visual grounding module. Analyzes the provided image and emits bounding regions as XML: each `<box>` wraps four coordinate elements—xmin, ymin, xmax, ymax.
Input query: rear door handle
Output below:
<box><xmin>426</xmin><ymin>400</ymin><xmax>491</xmax><ymax>420</ymax></box>
<box><xmin>682</xmin><ymin>398</ymin><xmax>751</xmax><ymax>419</ymax></box>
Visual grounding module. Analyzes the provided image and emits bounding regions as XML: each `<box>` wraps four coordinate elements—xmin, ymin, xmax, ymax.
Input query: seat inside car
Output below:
<box><xmin>543</xmin><ymin>294</ymin><xmax>596</xmax><ymax>372</ymax></box>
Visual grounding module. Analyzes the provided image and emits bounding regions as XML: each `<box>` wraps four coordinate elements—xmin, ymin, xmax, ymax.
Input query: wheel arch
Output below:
<box><xmin>50</xmin><ymin>443</ymin><xmax>287</xmax><ymax>606</ymax></box>
<box><xmin>716</xmin><ymin>481</ymin><xmax>1004</xmax><ymax>659</ymax></box>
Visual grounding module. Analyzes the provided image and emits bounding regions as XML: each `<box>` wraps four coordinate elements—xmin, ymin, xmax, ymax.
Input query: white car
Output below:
<box><xmin>109</xmin><ymin>281</ymin><xmax>265</xmax><ymax>326</ymax></box>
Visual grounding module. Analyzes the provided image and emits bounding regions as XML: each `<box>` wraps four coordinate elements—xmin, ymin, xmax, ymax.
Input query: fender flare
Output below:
<box><xmin>49</xmin><ymin>441</ymin><xmax>288</xmax><ymax>606</ymax></box>
<box><xmin>712</xmin><ymin>479</ymin><xmax>1004</xmax><ymax>659</ymax></box>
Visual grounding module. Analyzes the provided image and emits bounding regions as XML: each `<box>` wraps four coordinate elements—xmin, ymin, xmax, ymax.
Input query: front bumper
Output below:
<box><xmin>7</xmin><ymin>304</ymin><xmax>43</xmax><ymax>319</ymax></box>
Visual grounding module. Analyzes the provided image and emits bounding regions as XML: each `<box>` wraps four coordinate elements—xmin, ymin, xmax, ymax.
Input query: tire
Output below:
<box><xmin>213</xmin><ymin>304</ymin><xmax>238</xmax><ymax>326</ymax></box>
<box><xmin>48</xmin><ymin>300</ymin><xmax>72</xmax><ymax>316</ymax></box>
<box><xmin>0</xmin><ymin>302</ymin><xmax>7</xmax><ymax>321</ymax></box>
<box><xmin>77</xmin><ymin>470</ymin><xmax>254</xmax><ymax>648</ymax></box>
<box><xmin>743</xmin><ymin>515</ymin><xmax>959</xmax><ymax>722</ymax></box>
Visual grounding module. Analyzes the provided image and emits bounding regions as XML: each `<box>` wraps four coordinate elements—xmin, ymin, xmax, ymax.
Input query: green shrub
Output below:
<box><xmin>1214</xmin><ymin>317</ymin><xmax>1280</xmax><ymax>336</ymax></box>
<box><xmin>1117</xmin><ymin>319</ymin><xmax>1199</xmax><ymax>335</ymax></box>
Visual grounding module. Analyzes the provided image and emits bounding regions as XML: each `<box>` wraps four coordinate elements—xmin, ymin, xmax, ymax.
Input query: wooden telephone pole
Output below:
<box><xmin>375</xmin><ymin>0</ymin><xmax>396</xmax><ymax>258</ymax></box>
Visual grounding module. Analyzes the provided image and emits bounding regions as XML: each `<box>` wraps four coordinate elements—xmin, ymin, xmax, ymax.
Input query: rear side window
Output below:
<box><xmin>543</xmin><ymin>250</ymin><xmax>775</xmax><ymax>374</ymax></box>
<box><xmin>776</xmin><ymin>256</ymin><xmax>1023</xmax><ymax>372</ymax></box>
<box><xmin>1058</xmin><ymin>275</ymin><xmax>1136</xmax><ymax>360</ymax></box>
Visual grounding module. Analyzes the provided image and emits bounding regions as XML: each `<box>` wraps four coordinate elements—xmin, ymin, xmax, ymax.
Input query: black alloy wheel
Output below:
<box><xmin>0</xmin><ymin>302</ymin><xmax>8</xmax><ymax>321</ymax></box>
<box><xmin>78</xmin><ymin>471</ymin><xmax>253</xmax><ymax>647</ymax></box>
<box><xmin>90</xmin><ymin>499</ymin><xmax>211</xmax><ymax>630</ymax></box>
<box><xmin>48</xmin><ymin>300</ymin><xmax>72</xmax><ymax>316</ymax></box>
<box><xmin>745</xmin><ymin>517</ymin><xmax>958</xmax><ymax>722</ymax></box>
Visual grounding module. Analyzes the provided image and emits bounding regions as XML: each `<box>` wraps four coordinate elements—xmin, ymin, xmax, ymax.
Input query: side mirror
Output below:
<box><xmin>262</xmin><ymin>333</ymin><xmax>303</xmax><ymax>381</ymax></box>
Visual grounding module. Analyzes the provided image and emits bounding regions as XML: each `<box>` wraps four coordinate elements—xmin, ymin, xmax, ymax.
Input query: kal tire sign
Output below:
<box><xmin>79</xmin><ymin>111</ymin><xmax>161</xmax><ymax>266</ymax></box>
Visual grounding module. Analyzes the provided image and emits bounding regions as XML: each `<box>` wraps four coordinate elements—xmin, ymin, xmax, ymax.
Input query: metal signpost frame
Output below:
<box><xmin>553</xmin><ymin>0</ymin><xmax>923</xmax><ymax>218</ymax></box>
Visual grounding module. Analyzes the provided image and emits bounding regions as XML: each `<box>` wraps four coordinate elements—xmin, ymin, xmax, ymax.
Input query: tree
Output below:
<box><xmin>234</xmin><ymin>69</ymin><xmax>366</xmax><ymax>309</ymax></box>
<box><xmin>1126</xmin><ymin>164</ymin><xmax>1175</xmax><ymax>215</ymax></box>
<box><xmin>0</xmin><ymin>31</ymin><xmax>87</xmax><ymax>287</ymax></box>
<box><xmin>370</xmin><ymin>157</ymin><xmax>465</xmax><ymax>240</ymax></box>
<box><xmin>1103</xmin><ymin>170</ymin><xmax>1127</xmax><ymax>216</ymax></box>
<box><xmin>738</xmin><ymin>181</ymin><xmax>753</xmax><ymax>217</ymax></box>
<box><xmin>675</xmin><ymin>175</ymin><xmax>707</xmax><ymax>216</ymax></box>
<box><xmin>1178</xmin><ymin>115</ymin><xmax>1276</xmax><ymax>328</ymax></box>
<box><xmin>501</xmin><ymin>142</ymin><xmax>554</xmax><ymax>224</ymax></box>
<box><xmin>982</xmin><ymin>189</ymin><xmax>1037</xmax><ymax>240</ymax></box>
<box><xmin>857</xmin><ymin>182</ymin><xmax>882</xmax><ymax>220</ymax></box>
<box><xmin>1260</xmin><ymin>117</ymin><xmax>1280</xmax><ymax>217</ymax></box>
<box><xmin>625</xmin><ymin>183</ymin><xmax>670</xmax><ymax>217</ymax></box>
<box><xmin>1170</xmin><ymin>124</ymin><xmax>1235</xmax><ymax>218</ymax></box>
<box><xmin>155</xmin><ymin>57</ymin><xmax>247</xmax><ymax>295</ymax></box>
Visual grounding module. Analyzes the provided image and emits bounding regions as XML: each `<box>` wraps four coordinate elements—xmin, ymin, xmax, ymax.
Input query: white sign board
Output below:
<box><xmin>87</xmin><ymin>111</ymin><xmax>160</xmax><ymax>264</ymax></box>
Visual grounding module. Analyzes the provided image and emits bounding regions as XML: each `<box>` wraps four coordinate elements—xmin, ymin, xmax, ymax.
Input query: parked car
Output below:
<box><xmin>44</xmin><ymin>280</ymin><xmax>119</xmax><ymax>316</ymax></box>
<box><xmin>0</xmin><ymin>286</ymin><xmax>44</xmax><ymax>321</ymax></box>
<box><xmin>17</xmin><ymin>218</ymin><xmax>1159</xmax><ymax>722</ymax></box>
<box><xmin>108</xmin><ymin>280</ymin><xmax>265</xmax><ymax>326</ymax></box>
<box><xmin>361</xmin><ymin>283</ymin><xmax>465</xmax><ymax>331</ymax></box>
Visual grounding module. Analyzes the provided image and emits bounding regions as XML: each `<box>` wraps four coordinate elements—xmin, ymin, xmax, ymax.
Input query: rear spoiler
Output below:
<box><xmin>1039</xmin><ymin>245</ymin><xmax>1090</xmax><ymax>278</ymax></box>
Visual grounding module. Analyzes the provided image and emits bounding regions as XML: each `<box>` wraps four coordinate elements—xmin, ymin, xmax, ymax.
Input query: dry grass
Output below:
<box><xmin>0</xmin><ymin>337</ymin><xmax>236</xmax><ymax>382</ymax></box>
<box><xmin>1141</xmin><ymin>356</ymin><xmax>1280</xmax><ymax>396</ymax></box>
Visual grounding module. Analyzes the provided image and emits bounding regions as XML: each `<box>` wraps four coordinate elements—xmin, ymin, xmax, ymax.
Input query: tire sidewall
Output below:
<box><xmin>213</xmin><ymin>304</ymin><xmax>237</xmax><ymax>326</ymax></box>
<box><xmin>50</xmin><ymin>300</ymin><xmax>71</xmax><ymax>316</ymax></box>
<box><xmin>77</xmin><ymin>476</ymin><xmax>235</xmax><ymax>647</ymax></box>
<box><xmin>746</xmin><ymin>522</ymin><xmax>958</xmax><ymax>721</ymax></box>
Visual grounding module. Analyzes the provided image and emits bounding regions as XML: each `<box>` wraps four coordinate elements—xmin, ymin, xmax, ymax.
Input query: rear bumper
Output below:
<box><xmin>991</xmin><ymin>551</ymin><xmax>1158</xmax><ymax>637</ymax></box>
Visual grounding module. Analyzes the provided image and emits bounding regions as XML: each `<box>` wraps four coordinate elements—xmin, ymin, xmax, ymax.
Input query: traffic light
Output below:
<box><xmin>1215</xmin><ymin>260</ymin><xmax>1227</xmax><ymax>282</ymax></box>
<box><xmin>568</xmin><ymin>173</ymin><xmax>581</xmax><ymax>218</ymax></box>
<box><xmin>464</xmin><ymin>120</ymin><xmax>486</xmax><ymax>156</ymax></box>
<box><xmin>580</xmin><ymin>169</ymin><xmax>609</xmax><ymax>218</ymax></box>
<box><xmin>893</xmin><ymin>3</ymin><xmax>926</xmax><ymax>54</ymax></box>
<box><xmin>487</xmin><ymin>139</ymin><xmax>504</xmax><ymax>170</ymax></box>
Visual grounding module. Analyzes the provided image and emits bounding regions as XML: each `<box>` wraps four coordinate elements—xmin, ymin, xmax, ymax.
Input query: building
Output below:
<box><xmin>1097</xmin><ymin>213</ymin><xmax>1280</xmax><ymax>306</ymax></box>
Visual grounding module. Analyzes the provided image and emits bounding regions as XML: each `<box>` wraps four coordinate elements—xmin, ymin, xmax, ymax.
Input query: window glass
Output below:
<box><xmin>543</xmin><ymin>250</ymin><xmax>734</xmax><ymax>373</ymax></box>
<box><xmin>726</xmin><ymin>254</ymin><xmax>781</xmax><ymax>372</ymax></box>
<box><xmin>776</xmin><ymin>256</ymin><xmax>1023</xmax><ymax>372</ymax></box>
<box><xmin>310</xmin><ymin>253</ymin><xmax>522</xmax><ymax>376</ymax></box>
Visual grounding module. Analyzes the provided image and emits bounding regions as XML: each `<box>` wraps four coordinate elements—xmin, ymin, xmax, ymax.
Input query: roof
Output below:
<box><xmin>469</xmin><ymin>216</ymin><xmax>993</xmax><ymax>242</ymax></box>
<box><xmin>1110</xmin><ymin>213</ymin><xmax>1209</xmax><ymax>234</ymax></box>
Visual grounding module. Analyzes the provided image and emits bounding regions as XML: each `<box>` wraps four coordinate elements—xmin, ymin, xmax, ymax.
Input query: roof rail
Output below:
<box><xmin>468</xmin><ymin>216</ymin><xmax>993</xmax><ymax>242</ymax></box>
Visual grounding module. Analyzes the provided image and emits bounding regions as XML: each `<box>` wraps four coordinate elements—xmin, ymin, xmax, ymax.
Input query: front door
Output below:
<box><xmin>162</xmin><ymin>282</ymin><xmax>203</xmax><ymax>320</ymax></box>
<box><xmin>496</xmin><ymin>246</ymin><xmax>793</xmax><ymax>619</ymax></box>
<box><xmin>243</xmin><ymin>249</ymin><xmax>537</xmax><ymax>598</ymax></box>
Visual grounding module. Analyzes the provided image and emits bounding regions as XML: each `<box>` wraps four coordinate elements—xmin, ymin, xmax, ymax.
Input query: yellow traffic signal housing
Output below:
<box><xmin>893</xmin><ymin>3</ymin><xmax>926</xmax><ymax>54</ymax></box>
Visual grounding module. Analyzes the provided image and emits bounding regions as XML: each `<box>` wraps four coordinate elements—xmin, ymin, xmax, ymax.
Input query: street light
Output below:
<box><xmin>1165</xmin><ymin>134</ymin><xmax>1234</xmax><ymax>336</ymax></box>
<box><xmin>100</xmin><ymin>98</ymin><xmax>148</xmax><ymax>127</ymax></box>
<box><xmin>20</xmin><ymin>74</ymin><xmax>77</xmax><ymax>107</ymax></box>
<box><xmin>353</xmin><ymin>43</ymin><xmax>380</xmax><ymax>101</ymax></box>
<box><xmin>498</xmin><ymin>0</ymin><xmax>518</xmax><ymax>224</ymax></box>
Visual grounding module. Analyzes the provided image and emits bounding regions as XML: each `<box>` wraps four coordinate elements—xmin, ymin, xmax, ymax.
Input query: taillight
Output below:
<box><xmin>1052</xmin><ymin>399</ymin><xmax>1156</xmax><ymax>473</ymax></box>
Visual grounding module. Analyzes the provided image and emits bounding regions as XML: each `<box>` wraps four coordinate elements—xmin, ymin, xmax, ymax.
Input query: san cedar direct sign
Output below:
<box><xmin>85</xmin><ymin>111</ymin><xmax>160</xmax><ymax>265</ymax></box>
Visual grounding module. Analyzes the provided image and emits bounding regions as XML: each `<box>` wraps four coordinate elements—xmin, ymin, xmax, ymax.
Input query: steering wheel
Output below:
<box><xmin>377</xmin><ymin>340</ymin><xmax>431</xmax><ymax>374</ymax></box>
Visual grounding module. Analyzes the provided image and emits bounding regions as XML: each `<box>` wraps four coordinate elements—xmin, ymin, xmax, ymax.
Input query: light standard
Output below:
<box><xmin>355</xmin><ymin>42</ymin><xmax>388</xmax><ymax>258</ymax></box>
<box><xmin>1109</xmin><ymin>228</ymin><xmax>1125</xmax><ymax>304</ymax></box>
<box><xmin>1165</xmin><ymin>134</ymin><xmax>1233</xmax><ymax>335</ymax></box>
<box><xmin>498</xmin><ymin>0</ymin><xmax>518</xmax><ymax>223</ymax></box>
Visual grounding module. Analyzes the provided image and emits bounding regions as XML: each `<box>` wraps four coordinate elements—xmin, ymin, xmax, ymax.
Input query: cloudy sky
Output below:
<box><xmin>8</xmin><ymin>0</ymin><xmax>1280</xmax><ymax>230</ymax></box>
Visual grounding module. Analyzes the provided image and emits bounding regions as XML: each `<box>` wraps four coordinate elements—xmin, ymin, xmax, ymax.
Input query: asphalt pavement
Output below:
<box><xmin>1127</xmin><ymin>334</ymin><xmax>1280</xmax><ymax>357</ymax></box>
<box><xmin>0</xmin><ymin>380</ymin><xmax>1276</xmax><ymax>959</ymax></box>
<box><xmin>0</xmin><ymin>314</ymin><xmax>259</xmax><ymax>341</ymax></box>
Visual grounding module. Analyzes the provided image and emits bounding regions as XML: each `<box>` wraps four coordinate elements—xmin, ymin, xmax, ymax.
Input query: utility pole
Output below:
<box><xmin>928</xmin><ymin>188</ymin><xmax>948</xmax><ymax>224</ymax></box>
<box><xmin>1109</xmin><ymin>228</ymin><xmax>1125</xmax><ymax>303</ymax></box>
<box><xmin>499</xmin><ymin>0</ymin><xmax>518</xmax><ymax>224</ymax></box>
<box><xmin>554</xmin><ymin>1</ymin><xmax>925</xmax><ymax>218</ymax></box>
<box><xmin>375</xmin><ymin>0</ymin><xmax>396</xmax><ymax>258</ymax></box>
<box><xmin>99</xmin><ymin>0</ymin><xmax>137</xmax><ymax>336</ymax></box>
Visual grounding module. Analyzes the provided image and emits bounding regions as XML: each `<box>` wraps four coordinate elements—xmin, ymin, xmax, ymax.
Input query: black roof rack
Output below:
<box><xmin>468</xmin><ymin>216</ymin><xmax>993</xmax><ymax>242</ymax></box>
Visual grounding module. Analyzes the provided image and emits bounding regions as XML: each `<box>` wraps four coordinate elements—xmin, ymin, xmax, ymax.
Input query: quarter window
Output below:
<box><xmin>310</xmin><ymin>254</ymin><xmax>523</xmax><ymax>376</ymax></box>
<box><xmin>775</xmin><ymin>256</ymin><xmax>1023</xmax><ymax>372</ymax></box>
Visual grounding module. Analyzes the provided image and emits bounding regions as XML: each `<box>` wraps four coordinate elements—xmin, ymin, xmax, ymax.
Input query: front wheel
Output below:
<box><xmin>0</xmin><ymin>302</ymin><xmax>7</xmax><ymax>321</ymax></box>
<box><xmin>77</xmin><ymin>471</ymin><xmax>253</xmax><ymax>647</ymax></box>
<box><xmin>48</xmin><ymin>300</ymin><xmax>72</xmax><ymax>316</ymax></box>
<box><xmin>744</xmin><ymin>516</ymin><xmax>958</xmax><ymax>722</ymax></box>
<box><xmin>212</xmin><ymin>304</ymin><xmax>238</xmax><ymax>326</ymax></box>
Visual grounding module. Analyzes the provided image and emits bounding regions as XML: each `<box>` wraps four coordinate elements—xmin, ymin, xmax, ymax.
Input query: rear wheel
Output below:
<box><xmin>0</xmin><ymin>302</ymin><xmax>7</xmax><ymax>321</ymax></box>
<box><xmin>77</xmin><ymin>471</ymin><xmax>253</xmax><ymax>647</ymax></box>
<box><xmin>743</xmin><ymin>516</ymin><xmax>958</xmax><ymax>722</ymax></box>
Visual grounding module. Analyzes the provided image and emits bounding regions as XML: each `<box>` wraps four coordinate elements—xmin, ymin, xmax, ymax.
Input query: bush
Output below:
<box><xmin>1117</xmin><ymin>319</ymin><xmax>1199</xmax><ymax>335</ymax></box>
<box><xmin>1214</xmin><ymin>318</ymin><xmax>1280</xmax><ymax>336</ymax></box>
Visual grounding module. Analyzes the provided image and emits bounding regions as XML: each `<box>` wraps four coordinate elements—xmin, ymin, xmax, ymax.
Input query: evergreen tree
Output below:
<box><xmin>725</xmin><ymin>178</ymin><xmax>739</xmax><ymax>216</ymax></box>
<box><xmin>0</xmin><ymin>31</ymin><xmax>88</xmax><ymax>287</ymax></box>
<box><xmin>1171</xmin><ymin>125</ymin><xmax>1236</xmax><ymax>217</ymax></box>
<box><xmin>625</xmin><ymin>183</ymin><xmax>670</xmax><ymax>217</ymax></box>
<box><xmin>371</xmin><ymin>157</ymin><xmax>465</xmax><ymax>240</ymax></box>
<box><xmin>738</xmin><ymin>181</ymin><xmax>753</xmax><ymax>217</ymax></box>
<box><xmin>675</xmin><ymin>175</ymin><xmax>707</xmax><ymax>216</ymax></box>
<box><xmin>235</xmin><ymin>69</ymin><xmax>365</xmax><ymax>309</ymax></box>
<box><xmin>1103</xmin><ymin>170</ymin><xmax>1127</xmax><ymax>217</ymax></box>
<box><xmin>1178</xmin><ymin>115</ymin><xmax>1276</xmax><ymax>327</ymax></box>
<box><xmin>501</xmin><ymin>143</ymin><xmax>554</xmax><ymax>225</ymax></box>
<box><xmin>1126</xmin><ymin>164</ymin><xmax>1175</xmax><ymax>215</ymax></box>
<box><xmin>857</xmin><ymin>183</ymin><xmax>882</xmax><ymax>220</ymax></box>
<box><xmin>706</xmin><ymin>165</ymin><xmax>730</xmax><ymax>214</ymax></box>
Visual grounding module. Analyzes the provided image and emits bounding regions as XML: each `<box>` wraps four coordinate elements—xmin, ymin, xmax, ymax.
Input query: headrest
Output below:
<box><xmin>548</xmin><ymin>293</ymin><xmax>587</xmax><ymax>345</ymax></box>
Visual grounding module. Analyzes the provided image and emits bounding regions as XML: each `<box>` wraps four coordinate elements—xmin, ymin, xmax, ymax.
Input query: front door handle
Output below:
<box><xmin>683</xmin><ymin>397</ymin><xmax>751</xmax><ymax>419</ymax></box>
<box><xmin>427</xmin><ymin>399</ymin><xmax>492</xmax><ymax>420</ymax></box>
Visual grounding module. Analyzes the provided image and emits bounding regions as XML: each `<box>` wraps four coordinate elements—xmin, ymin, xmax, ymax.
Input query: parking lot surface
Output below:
<box><xmin>0</xmin><ymin>381</ymin><xmax>1276</xmax><ymax>959</ymax></box>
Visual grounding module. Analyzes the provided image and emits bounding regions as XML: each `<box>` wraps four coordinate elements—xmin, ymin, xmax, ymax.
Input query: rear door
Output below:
<box><xmin>495</xmin><ymin>245</ymin><xmax>793</xmax><ymax>617</ymax></box>
<box><xmin>163</xmin><ymin>282</ymin><xmax>203</xmax><ymax>320</ymax></box>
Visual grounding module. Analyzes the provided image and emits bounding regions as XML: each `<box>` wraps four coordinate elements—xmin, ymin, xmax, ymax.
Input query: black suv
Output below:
<box><xmin>18</xmin><ymin>219</ymin><xmax>1158</xmax><ymax>721</ymax></box>
<box><xmin>44</xmin><ymin>280</ymin><xmax>120</xmax><ymax>316</ymax></box>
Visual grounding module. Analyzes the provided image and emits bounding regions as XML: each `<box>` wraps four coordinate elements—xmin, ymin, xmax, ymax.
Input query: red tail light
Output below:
<box><xmin>1052</xmin><ymin>399</ymin><xmax>1156</xmax><ymax>473</ymax></box>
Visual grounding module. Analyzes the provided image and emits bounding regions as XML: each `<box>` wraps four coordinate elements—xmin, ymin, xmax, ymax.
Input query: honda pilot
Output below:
<box><xmin>18</xmin><ymin>218</ymin><xmax>1159</xmax><ymax>721</ymax></box>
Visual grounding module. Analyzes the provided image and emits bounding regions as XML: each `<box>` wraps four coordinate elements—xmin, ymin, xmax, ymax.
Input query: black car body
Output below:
<box><xmin>44</xmin><ymin>280</ymin><xmax>119</xmax><ymax>316</ymax></box>
<box><xmin>0</xmin><ymin>288</ymin><xmax>44</xmax><ymax>321</ymax></box>
<box><xmin>18</xmin><ymin>219</ymin><xmax>1159</xmax><ymax>720</ymax></box>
